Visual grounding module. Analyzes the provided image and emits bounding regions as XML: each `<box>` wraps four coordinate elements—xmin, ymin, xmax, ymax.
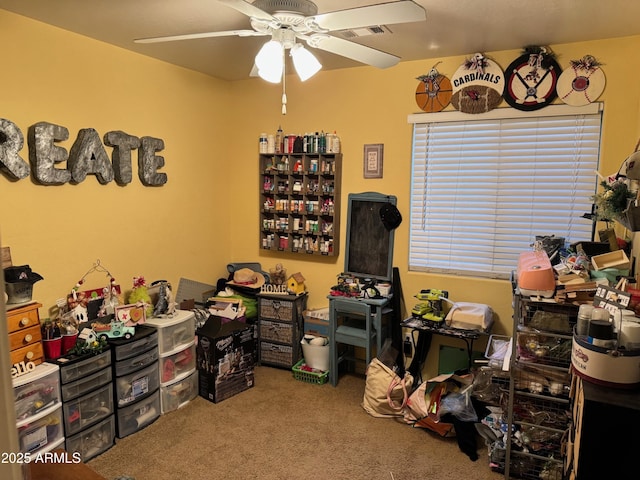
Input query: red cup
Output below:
<box><xmin>61</xmin><ymin>333</ymin><xmax>78</xmax><ymax>355</ymax></box>
<box><xmin>43</xmin><ymin>337</ymin><xmax>62</xmax><ymax>360</ymax></box>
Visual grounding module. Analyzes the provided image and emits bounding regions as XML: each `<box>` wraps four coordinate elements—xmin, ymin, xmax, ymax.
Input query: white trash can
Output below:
<box><xmin>301</xmin><ymin>336</ymin><xmax>330</xmax><ymax>372</ymax></box>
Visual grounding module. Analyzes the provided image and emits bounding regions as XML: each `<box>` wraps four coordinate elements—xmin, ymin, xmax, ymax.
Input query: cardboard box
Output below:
<box><xmin>303</xmin><ymin>307</ymin><xmax>329</xmax><ymax>338</ymax></box>
<box><xmin>196</xmin><ymin>316</ymin><xmax>256</xmax><ymax>403</ymax></box>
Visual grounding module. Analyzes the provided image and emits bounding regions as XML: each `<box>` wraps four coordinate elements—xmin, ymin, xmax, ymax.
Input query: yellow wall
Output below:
<box><xmin>2</xmin><ymin>10</ymin><xmax>640</xmax><ymax>375</ymax></box>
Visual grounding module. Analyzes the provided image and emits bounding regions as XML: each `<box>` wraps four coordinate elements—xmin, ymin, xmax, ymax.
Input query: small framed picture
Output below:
<box><xmin>363</xmin><ymin>144</ymin><xmax>384</xmax><ymax>178</ymax></box>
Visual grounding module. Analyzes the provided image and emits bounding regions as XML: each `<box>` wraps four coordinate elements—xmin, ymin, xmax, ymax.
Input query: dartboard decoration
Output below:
<box><xmin>415</xmin><ymin>64</ymin><xmax>453</xmax><ymax>113</ymax></box>
<box><xmin>504</xmin><ymin>46</ymin><xmax>561</xmax><ymax>111</ymax></box>
<box><xmin>451</xmin><ymin>53</ymin><xmax>505</xmax><ymax>114</ymax></box>
<box><xmin>556</xmin><ymin>55</ymin><xmax>606</xmax><ymax>106</ymax></box>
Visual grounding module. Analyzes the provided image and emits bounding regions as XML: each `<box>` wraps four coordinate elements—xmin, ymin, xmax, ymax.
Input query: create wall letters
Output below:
<box><xmin>0</xmin><ymin>118</ymin><xmax>166</xmax><ymax>186</ymax></box>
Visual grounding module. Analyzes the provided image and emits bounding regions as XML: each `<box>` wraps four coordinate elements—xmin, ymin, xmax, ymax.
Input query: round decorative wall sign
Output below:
<box><xmin>415</xmin><ymin>65</ymin><xmax>453</xmax><ymax>113</ymax></box>
<box><xmin>556</xmin><ymin>55</ymin><xmax>606</xmax><ymax>106</ymax></box>
<box><xmin>504</xmin><ymin>46</ymin><xmax>561</xmax><ymax>111</ymax></box>
<box><xmin>450</xmin><ymin>53</ymin><xmax>505</xmax><ymax>114</ymax></box>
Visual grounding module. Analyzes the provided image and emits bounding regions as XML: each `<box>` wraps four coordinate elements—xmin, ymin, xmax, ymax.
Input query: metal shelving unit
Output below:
<box><xmin>503</xmin><ymin>293</ymin><xmax>578</xmax><ymax>479</ymax></box>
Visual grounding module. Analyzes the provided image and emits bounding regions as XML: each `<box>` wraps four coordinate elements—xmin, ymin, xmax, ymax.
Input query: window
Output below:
<box><xmin>408</xmin><ymin>104</ymin><xmax>603</xmax><ymax>279</ymax></box>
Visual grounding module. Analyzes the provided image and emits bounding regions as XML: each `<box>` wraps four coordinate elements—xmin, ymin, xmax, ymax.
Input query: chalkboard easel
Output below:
<box><xmin>344</xmin><ymin>192</ymin><xmax>397</xmax><ymax>281</ymax></box>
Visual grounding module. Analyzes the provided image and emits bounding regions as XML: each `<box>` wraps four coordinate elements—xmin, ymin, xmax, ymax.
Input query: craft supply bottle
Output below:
<box><xmin>275</xmin><ymin>126</ymin><xmax>283</xmax><ymax>154</ymax></box>
<box><xmin>259</xmin><ymin>133</ymin><xmax>268</xmax><ymax>153</ymax></box>
<box><xmin>332</xmin><ymin>131</ymin><xmax>341</xmax><ymax>153</ymax></box>
<box><xmin>267</xmin><ymin>134</ymin><xmax>275</xmax><ymax>154</ymax></box>
<box><xmin>576</xmin><ymin>304</ymin><xmax>593</xmax><ymax>336</ymax></box>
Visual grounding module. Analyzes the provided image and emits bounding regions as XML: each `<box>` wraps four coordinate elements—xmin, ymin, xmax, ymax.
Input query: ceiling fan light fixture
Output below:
<box><xmin>255</xmin><ymin>40</ymin><xmax>283</xmax><ymax>70</ymax></box>
<box><xmin>291</xmin><ymin>43</ymin><xmax>321</xmax><ymax>81</ymax></box>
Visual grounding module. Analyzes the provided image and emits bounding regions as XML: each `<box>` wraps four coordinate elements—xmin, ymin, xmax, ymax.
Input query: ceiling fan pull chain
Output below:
<box><xmin>282</xmin><ymin>50</ymin><xmax>287</xmax><ymax>115</ymax></box>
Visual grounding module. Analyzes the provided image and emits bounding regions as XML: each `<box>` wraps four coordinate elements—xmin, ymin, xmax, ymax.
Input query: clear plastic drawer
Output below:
<box><xmin>65</xmin><ymin>413</ymin><xmax>115</xmax><ymax>461</ymax></box>
<box><xmin>17</xmin><ymin>404</ymin><xmax>64</xmax><ymax>454</ymax></box>
<box><xmin>115</xmin><ymin>347</ymin><xmax>159</xmax><ymax>377</ymax></box>
<box><xmin>63</xmin><ymin>382</ymin><xmax>113</xmax><ymax>436</ymax></box>
<box><xmin>116</xmin><ymin>389</ymin><xmax>160</xmax><ymax>438</ymax></box>
<box><xmin>146</xmin><ymin>310</ymin><xmax>196</xmax><ymax>355</ymax></box>
<box><xmin>57</xmin><ymin>349</ymin><xmax>111</xmax><ymax>384</ymax></box>
<box><xmin>60</xmin><ymin>366</ymin><xmax>112</xmax><ymax>402</ymax></box>
<box><xmin>114</xmin><ymin>362</ymin><xmax>159</xmax><ymax>407</ymax></box>
<box><xmin>160</xmin><ymin>342</ymin><xmax>196</xmax><ymax>385</ymax></box>
<box><xmin>160</xmin><ymin>370</ymin><xmax>197</xmax><ymax>414</ymax></box>
<box><xmin>13</xmin><ymin>363</ymin><xmax>61</xmax><ymax>422</ymax></box>
<box><xmin>110</xmin><ymin>327</ymin><xmax>158</xmax><ymax>361</ymax></box>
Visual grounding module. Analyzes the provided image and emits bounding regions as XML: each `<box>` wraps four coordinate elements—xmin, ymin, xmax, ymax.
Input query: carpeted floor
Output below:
<box><xmin>88</xmin><ymin>366</ymin><xmax>503</xmax><ymax>480</ymax></box>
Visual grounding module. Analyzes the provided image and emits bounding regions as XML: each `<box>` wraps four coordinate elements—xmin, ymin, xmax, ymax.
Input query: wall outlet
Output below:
<box><xmin>403</xmin><ymin>334</ymin><xmax>412</xmax><ymax>357</ymax></box>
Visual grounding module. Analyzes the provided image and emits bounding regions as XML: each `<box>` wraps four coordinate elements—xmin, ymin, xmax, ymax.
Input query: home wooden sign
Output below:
<box><xmin>0</xmin><ymin>117</ymin><xmax>167</xmax><ymax>186</ymax></box>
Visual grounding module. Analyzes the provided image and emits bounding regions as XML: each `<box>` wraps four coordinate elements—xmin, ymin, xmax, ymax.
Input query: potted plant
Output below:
<box><xmin>592</xmin><ymin>179</ymin><xmax>640</xmax><ymax>231</ymax></box>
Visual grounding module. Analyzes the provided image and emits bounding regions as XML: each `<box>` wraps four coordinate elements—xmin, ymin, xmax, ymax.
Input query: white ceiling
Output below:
<box><xmin>1</xmin><ymin>0</ymin><xmax>639</xmax><ymax>82</ymax></box>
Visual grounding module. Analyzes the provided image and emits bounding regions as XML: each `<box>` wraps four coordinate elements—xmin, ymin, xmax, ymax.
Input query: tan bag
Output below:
<box><xmin>362</xmin><ymin>358</ymin><xmax>414</xmax><ymax>418</ymax></box>
<box><xmin>402</xmin><ymin>373</ymin><xmax>471</xmax><ymax>437</ymax></box>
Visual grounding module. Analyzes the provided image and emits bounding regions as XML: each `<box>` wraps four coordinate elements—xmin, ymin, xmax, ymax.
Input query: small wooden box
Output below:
<box><xmin>591</xmin><ymin>250</ymin><xmax>631</xmax><ymax>271</ymax></box>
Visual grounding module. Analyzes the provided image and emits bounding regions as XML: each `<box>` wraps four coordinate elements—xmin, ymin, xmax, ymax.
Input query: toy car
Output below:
<box><xmin>91</xmin><ymin>320</ymin><xmax>135</xmax><ymax>340</ymax></box>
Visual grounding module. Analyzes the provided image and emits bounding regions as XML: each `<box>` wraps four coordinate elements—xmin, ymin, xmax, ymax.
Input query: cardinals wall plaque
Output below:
<box><xmin>451</xmin><ymin>53</ymin><xmax>505</xmax><ymax>114</ymax></box>
<box><xmin>504</xmin><ymin>46</ymin><xmax>561</xmax><ymax>111</ymax></box>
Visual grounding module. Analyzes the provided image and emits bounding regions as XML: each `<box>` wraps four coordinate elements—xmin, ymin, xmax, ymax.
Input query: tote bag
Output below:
<box><xmin>362</xmin><ymin>358</ymin><xmax>414</xmax><ymax>418</ymax></box>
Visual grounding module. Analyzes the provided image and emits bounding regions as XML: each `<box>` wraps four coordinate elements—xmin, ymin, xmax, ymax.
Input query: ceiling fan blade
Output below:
<box><xmin>135</xmin><ymin>29</ymin><xmax>266</xmax><ymax>44</ymax></box>
<box><xmin>310</xmin><ymin>1</ymin><xmax>426</xmax><ymax>32</ymax></box>
<box><xmin>305</xmin><ymin>35</ymin><xmax>399</xmax><ymax>69</ymax></box>
<box><xmin>217</xmin><ymin>0</ymin><xmax>276</xmax><ymax>22</ymax></box>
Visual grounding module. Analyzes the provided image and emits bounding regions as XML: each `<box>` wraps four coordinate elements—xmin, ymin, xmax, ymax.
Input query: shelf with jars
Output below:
<box><xmin>260</xmin><ymin>152</ymin><xmax>341</xmax><ymax>256</ymax></box>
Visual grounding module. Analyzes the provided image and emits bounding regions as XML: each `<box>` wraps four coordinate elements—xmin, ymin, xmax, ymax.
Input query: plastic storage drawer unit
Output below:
<box><xmin>65</xmin><ymin>414</ymin><xmax>115</xmax><ymax>461</ymax></box>
<box><xmin>62</xmin><ymin>382</ymin><xmax>113</xmax><ymax>436</ymax></box>
<box><xmin>116</xmin><ymin>389</ymin><xmax>160</xmax><ymax>438</ymax></box>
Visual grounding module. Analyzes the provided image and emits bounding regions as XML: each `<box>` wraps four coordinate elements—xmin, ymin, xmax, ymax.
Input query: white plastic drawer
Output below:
<box><xmin>58</xmin><ymin>349</ymin><xmax>111</xmax><ymax>384</ymax></box>
<box><xmin>13</xmin><ymin>363</ymin><xmax>61</xmax><ymax>422</ymax></box>
<box><xmin>116</xmin><ymin>389</ymin><xmax>160</xmax><ymax>438</ymax></box>
<box><xmin>115</xmin><ymin>347</ymin><xmax>159</xmax><ymax>377</ymax></box>
<box><xmin>17</xmin><ymin>403</ymin><xmax>64</xmax><ymax>454</ymax></box>
<box><xmin>111</xmin><ymin>327</ymin><xmax>158</xmax><ymax>361</ymax></box>
<box><xmin>63</xmin><ymin>382</ymin><xmax>113</xmax><ymax>436</ymax></box>
<box><xmin>146</xmin><ymin>310</ymin><xmax>196</xmax><ymax>355</ymax></box>
<box><xmin>60</xmin><ymin>366</ymin><xmax>112</xmax><ymax>402</ymax></box>
<box><xmin>160</xmin><ymin>369</ymin><xmax>197</xmax><ymax>414</ymax></box>
<box><xmin>65</xmin><ymin>414</ymin><xmax>115</xmax><ymax>461</ymax></box>
<box><xmin>160</xmin><ymin>342</ymin><xmax>196</xmax><ymax>385</ymax></box>
<box><xmin>115</xmin><ymin>362</ymin><xmax>159</xmax><ymax>407</ymax></box>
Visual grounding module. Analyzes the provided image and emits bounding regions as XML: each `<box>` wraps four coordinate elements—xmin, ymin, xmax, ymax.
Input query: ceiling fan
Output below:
<box><xmin>135</xmin><ymin>0</ymin><xmax>427</xmax><ymax>80</ymax></box>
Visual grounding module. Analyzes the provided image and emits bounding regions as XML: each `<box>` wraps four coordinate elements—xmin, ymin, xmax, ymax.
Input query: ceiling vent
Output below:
<box><xmin>337</xmin><ymin>25</ymin><xmax>392</xmax><ymax>39</ymax></box>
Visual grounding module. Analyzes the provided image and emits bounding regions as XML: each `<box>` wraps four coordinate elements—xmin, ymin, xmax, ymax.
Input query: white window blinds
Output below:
<box><xmin>409</xmin><ymin>106</ymin><xmax>602</xmax><ymax>279</ymax></box>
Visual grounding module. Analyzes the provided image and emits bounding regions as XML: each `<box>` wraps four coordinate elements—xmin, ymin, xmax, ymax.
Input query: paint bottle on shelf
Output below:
<box><xmin>259</xmin><ymin>133</ymin><xmax>268</xmax><ymax>153</ymax></box>
<box><xmin>275</xmin><ymin>126</ymin><xmax>283</xmax><ymax>154</ymax></box>
<box><xmin>332</xmin><ymin>131</ymin><xmax>341</xmax><ymax>153</ymax></box>
<box><xmin>267</xmin><ymin>134</ymin><xmax>275</xmax><ymax>154</ymax></box>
